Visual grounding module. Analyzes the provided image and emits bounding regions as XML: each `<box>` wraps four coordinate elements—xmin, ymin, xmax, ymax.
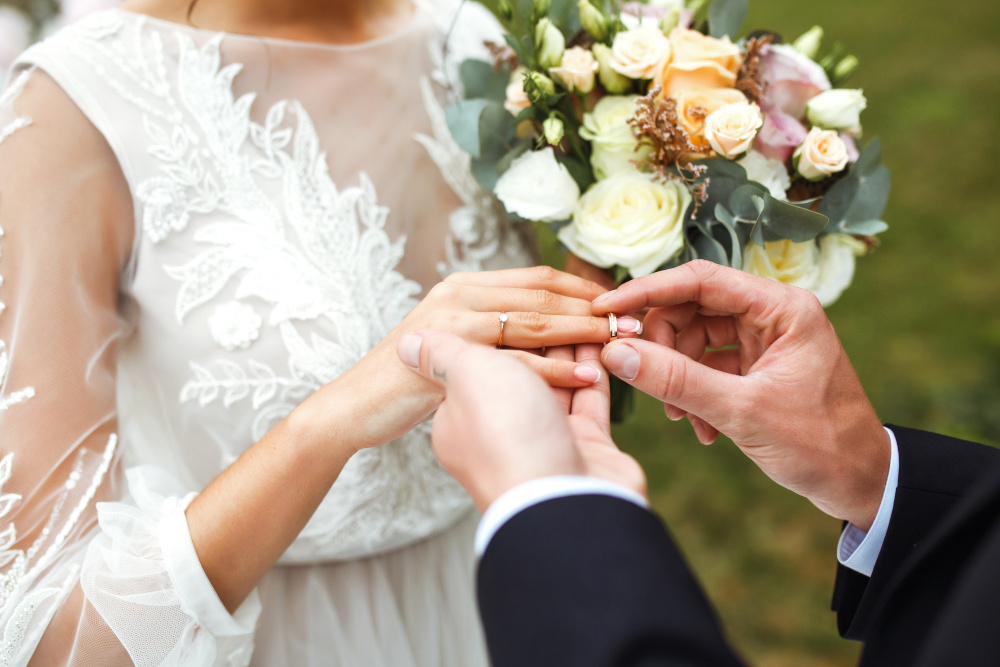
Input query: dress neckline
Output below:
<box><xmin>110</xmin><ymin>4</ymin><xmax>427</xmax><ymax>53</ymax></box>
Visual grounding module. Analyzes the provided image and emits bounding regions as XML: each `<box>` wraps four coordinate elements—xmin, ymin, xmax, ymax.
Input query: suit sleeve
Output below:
<box><xmin>831</xmin><ymin>425</ymin><xmax>1000</xmax><ymax>640</ymax></box>
<box><xmin>477</xmin><ymin>494</ymin><xmax>745</xmax><ymax>667</ymax></box>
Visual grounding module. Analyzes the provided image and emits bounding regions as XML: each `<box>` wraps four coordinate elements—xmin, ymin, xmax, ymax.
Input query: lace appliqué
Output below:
<box><xmin>208</xmin><ymin>301</ymin><xmax>262</xmax><ymax>352</ymax></box>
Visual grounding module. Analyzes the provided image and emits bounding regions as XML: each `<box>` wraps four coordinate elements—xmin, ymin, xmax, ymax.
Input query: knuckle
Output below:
<box><xmin>519</xmin><ymin>311</ymin><xmax>549</xmax><ymax>335</ymax></box>
<box><xmin>532</xmin><ymin>265</ymin><xmax>559</xmax><ymax>284</ymax></box>
<box><xmin>534</xmin><ymin>289</ymin><xmax>559</xmax><ymax>312</ymax></box>
<box><xmin>444</xmin><ymin>271</ymin><xmax>468</xmax><ymax>284</ymax></box>
<box><xmin>651</xmin><ymin>359</ymin><xmax>687</xmax><ymax>402</ymax></box>
<box><xmin>430</xmin><ymin>281</ymin><xmax>460</xmax><ymax>303</ymax></box>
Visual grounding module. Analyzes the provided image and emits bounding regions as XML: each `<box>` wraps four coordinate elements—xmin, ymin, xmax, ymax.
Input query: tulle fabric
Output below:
<box><xmin>0</xmin><ymin>2</ymin><xmax>516</xmax><ymax>664</ymax></box>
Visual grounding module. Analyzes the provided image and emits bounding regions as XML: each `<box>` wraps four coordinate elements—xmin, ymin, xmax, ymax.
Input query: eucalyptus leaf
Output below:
<box><xmin>749</xmin><ymin>219</ymin><xmax>765</xmax><ymax>247</ymax></box>
<box><xmin>819</xmin><ymin>138</ymin><xmax>891</xmax><ymax>234</ymax></box>
<box><xmin>471</xmin><ymin>157</ymin><xmax>501</xmax><ymax>192</ymax></box>
<box><xmin>708</xmin><ymin>0</ymin><xmax>748</xmax><ymax>39</ymax></box>
<box><xmin>514</xmin><ymin>106</ymin><xmax>536</xmax><ymax>124</ymax></box>
<box><xmin>713</xmin><ymin>219</ymin><xmax>743</xmax><ymax>269</ymax></box>
<box><xmin>761</xmin><ymin>194</ymin><xmax>828</xmax><ymax>242</ymax></box>
<box><xmin>555</xmin><ymin>153</ymin><xmax>595</xmax><ymax>193</ymax></box>
<box><xmin>446</xmin><ymin>99</ymin><xmax>492</xmax><ymax>159</ymax></box>
<box><xmin>852</xmin><ymin>137</ymin><xmax>883</xmax><ymax>177</ymax></box>
<box><xmin>694</xmin><ymin>233</ymin><xmax>729</xmax><ymax>266</ymax></box>
<box><xmin>460</xmin><ymin>59</ymin><xmax>510</xmax><ymax>102</ymax></box>
<box><xmin>841</xmin><ymin>219</ymin><xmax>889</xmax><ymax>235</ymax></box>
<box><xmin>714</xmin><ymin>203</ymin><xmax>736</xmax><ymax>227</ymax></box>
<box><xmin>478</xmin><ymin>101</ymin><xmax>516</xmax><ymax>157</ymax></box>
<box><xmin>495</xmin><ymin>140</ymin><xmax>532</xmax><ymax>178</ymax></box>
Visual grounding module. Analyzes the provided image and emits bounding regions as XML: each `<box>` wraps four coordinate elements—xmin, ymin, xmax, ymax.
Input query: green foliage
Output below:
<box><xmin>459</xmin><ymin>60</ymin><xmax>510</xmax><ymax>102</ymax></box>
<box><xmin>819</xmin><ymin>138</ymin><xmax>891</xmax><ymax>235</ymax></box>
<box><xmin>708</xmin><ymin>0</ymin><xmax>749</xmax><ymax>39</ymax></box>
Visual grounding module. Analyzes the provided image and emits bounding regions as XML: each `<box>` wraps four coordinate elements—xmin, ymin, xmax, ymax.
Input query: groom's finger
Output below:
<box><xmin>591</xmin><ymin>260</ymin><xmax>787</xmax><ymax>325</ymax></box>
<box><xmin>570</xmin><ymin>344</ymin><xmax>610</xmax><ymax>432</ymax></box>
<box><xmin>601</xmin><ymin>339</ymin><xmax>744</xmax><ymax>426</ymax></box>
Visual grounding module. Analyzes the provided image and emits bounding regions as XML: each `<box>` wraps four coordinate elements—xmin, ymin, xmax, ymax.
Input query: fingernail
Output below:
<box><xmin>397</xmin><ymin>333</ymin><xmax>422</xmax><ymax>369</ymax></box>
<box><xmin>691</xmin><ymin>418</ymin><xmax>714</xmax><ymax>446</ymax></box>
<box><xmin>604</xmin><ymin>344</ymin><xmax>640</xmax><ymax>381</ymax></box>
<box><xmin>666</xmin><ymin>407</ymin><xmax>685</xmax><ymax>421</ymax></box>
<box><xmin>618</xmin><ymin>316</ymin><xmax>643</xmax><ymax>335</ymax></box>
<box><xmin>592</xmin><ymin>289</ymin><xmax>617</xmax><ymax>305</ymax></box>
<box><xmin>573</xmin><ymin>365</ymin><xmax>601</xmax><ymax>383</ymax></box>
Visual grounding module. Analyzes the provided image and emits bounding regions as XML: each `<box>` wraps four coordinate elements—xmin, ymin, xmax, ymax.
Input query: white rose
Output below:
<box><xmin>503</xmin><ymin>69</ymin><xmax>531</xmax><ymax>116</ymax></box>
<box><xmin>806</xmin><ymin>89</ymin><xmax>868</xmax><ymax>131</ymax></box>
<box><xmin>610</xmin><ymin>27</ymin><xmax>672</xmax><ymax>80</ymax></box>
<box><xmin>0</xmin><ymin>8</ymin><xmax>32</xmax><ymax>72</ymax></box>
<box><xmin>495</xmin><ymin>148</ymin><xmax>580</xmax><ymax>222</ymax></box>
<box><xmin>742</xmin><ymin>234</ymin><xmax>865</xmax><ymax>306</ymax></box>
<box><xmin>550</xmin><ymin>46</ymin><xmax>598</xmax><ymax>94</ymax></box>
<box><xmin>580</xmin><ymin>95</ymin><xmax>652</xmax><ymax>179</ymax></box>
<box><xmin>559</xmin><ymin>172</ymin><xmax>691</xmax><ymax>277</ymax></box>
<box><xmin>794</xmin><ymin>126</ymin><xmax>849</xmax><ymax>181</ymax></box>
<box><xmin>738</xmin><ymin>150</ymin><xmax>791</xmax><ymax>200</ymax></box>
<box><xmin>704</xmin><ymin>101</ymin><xmax>763</xmax><ymax>159</ymax></box>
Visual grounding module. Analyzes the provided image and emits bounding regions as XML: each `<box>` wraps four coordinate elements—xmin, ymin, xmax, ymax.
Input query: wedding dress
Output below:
<box><xmin>0</xmin><ymin>2</ymin><xmax>533</xmax><ymax>665</ymax></box>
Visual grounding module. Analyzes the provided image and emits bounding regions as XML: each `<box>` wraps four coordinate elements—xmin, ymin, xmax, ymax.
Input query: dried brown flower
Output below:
<box><xmin>485</xmin><ymin>40</ymin><xmax>519</xmax><ymax>73</ymax></box>
<box><xmin>629</xmin><ymin>87</ymin><xmax>699</xmax><ymax>177</ymax></box>
<box><xmin>736</xmin><ymin>35</ymin><xmax>773</xmax><ymax>105</ymax></box>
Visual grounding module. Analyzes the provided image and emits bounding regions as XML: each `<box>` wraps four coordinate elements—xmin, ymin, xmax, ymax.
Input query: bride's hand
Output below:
<box><xmin>297</xmin><ymin>266</ymin><xmax>640</xmax><ymax>451</ymax></box>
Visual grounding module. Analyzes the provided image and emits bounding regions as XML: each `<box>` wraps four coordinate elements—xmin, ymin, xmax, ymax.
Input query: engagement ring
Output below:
<box><xmin>497</xmin><ymin>312</ymin><xmax>509</xmax><ymax>348</ymax></box>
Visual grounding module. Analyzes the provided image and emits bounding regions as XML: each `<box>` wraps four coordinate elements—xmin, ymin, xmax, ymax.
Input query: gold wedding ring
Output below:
<box><xmin>496</xmin><ymin>312</ymin><xmax>509</xmax><ymax>348</ymax></box>
<box><xmin>608</xmin><ymin>313</ymin><xmax>618</xmax><ymax>341</ymax></box>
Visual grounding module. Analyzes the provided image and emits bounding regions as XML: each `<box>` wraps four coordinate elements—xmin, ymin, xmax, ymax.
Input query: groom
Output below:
<box><xmin>397</xmin><ymin>260</ymin><xmax>1000</xmax><ymax>666</ymax></box>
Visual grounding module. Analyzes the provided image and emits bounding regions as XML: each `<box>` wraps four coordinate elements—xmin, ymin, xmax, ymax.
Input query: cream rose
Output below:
<box><xmin>551</xmin><ymin>46</ymin><xmax>599</xmax><ymax>93</ymax></box>
<box><xmin>655</xmin><ymin>28</ymin><xmax>742</xmax><ymax>98</ymax></box>
<box><xmin>504</xmin><ymin>69</ymin><xmax>531</xmax><ymax>116</ymax></box>
<box><xmin>737</xmin><ymin>150</ymin><xmax>791</xmax><ymax>200</ymax></box>
<box><xmin>743</xmin><ymin>235</ymin><xmax>864</xmax><ymax>306</ymax></box>
<box><xmin>495</xmin><ymin>148</ymin><xmax>580</xmax><ymax>222</ymax></box>
<box><xmin>704</xmin><ymin>101</ymin><xmax>763</xmax><ymax>159</ymax></box>
<box><xmin>806</xmin><ymin>89</ymin><xmax>868</xmax><ymax>131</ymax></box>
<box><xmin>558</xmin><ymin>172</ymin><xmax>691</xmax><ymax>277</ymax></box>
<box><xmin>675</xmin><ymin>87</ymin><xmax>748</xmax><ymax>151</ymax></box>
<box><xmin>580</xmin><ymin>95</ymin><xmax>652</xmax><ymax>180</ymax></box>
<box><xmin>610</xmin><ymin>27</ymin><xmax>672</xmax><ymax>80</ymax></box>
<box><xmin>795</xmin><ymin>126</ymin><xmax>849</xmax><ymax>181</ymax></box>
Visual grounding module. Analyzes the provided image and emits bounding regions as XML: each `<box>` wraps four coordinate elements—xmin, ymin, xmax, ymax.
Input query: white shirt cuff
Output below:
<box><xmin>837</xmin><ymin>427</ymin><xmax>900</xmax><ymax>577</ymax></box>
<box><xmin>474</xmin><ymin>475</ymin><xmax>649</xmax><ymax>557</ymax></box>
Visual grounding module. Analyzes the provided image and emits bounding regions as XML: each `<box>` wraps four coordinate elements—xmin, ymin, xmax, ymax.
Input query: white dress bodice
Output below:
<box><xmin>21</xmin><ymin>7</ymin><xmax>530</xmax><ymax>563</ymax></box>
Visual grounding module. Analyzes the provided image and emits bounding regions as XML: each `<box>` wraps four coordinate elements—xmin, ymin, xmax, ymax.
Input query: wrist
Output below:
<box><xmin>838</xmin><ymin>414</ymin><xmax>891</xmax><ymax>531</ymax></box>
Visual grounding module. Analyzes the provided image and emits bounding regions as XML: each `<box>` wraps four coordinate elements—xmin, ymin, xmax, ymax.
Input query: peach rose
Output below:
<box><xmin>655</xmin><ymin>28</ymin><xmax>742</xmax><ymax>98</ymax></box>
<box><xmin>609</xmin><ymin>26</ymin><xmax>672</xmax><ymax>80</ymax></box>
<box><xmin>675</xmin><ymin>87</ymin><xmax>747</xmax><ymax>151</ymax></box>
<box><xmin>551</xmin><ymin>46</ymin><xmax>599</xmax><ymax>93</ymax></box>
<box><xmin>704</xmin><ymin>101</ymin><xmax>763</xmax><ymax>159</ymax></box>
<box><xmin>794</xmin><ymin>127</ymin><xmax>849</xmax><ymax>181</ymax></box>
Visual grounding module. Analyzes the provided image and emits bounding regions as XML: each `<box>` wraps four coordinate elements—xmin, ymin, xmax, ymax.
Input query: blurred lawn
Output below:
<box><xmin>539</xmin><ymin>1</ymin><xmax>1000</xmax><ymax>665</ymax></box>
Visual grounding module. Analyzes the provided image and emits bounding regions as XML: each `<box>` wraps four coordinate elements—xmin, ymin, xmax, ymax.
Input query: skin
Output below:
<box><xmin>111</xmin><ymin>0</ymin><xmax>638</xmax><ymax>612</ymax></box>
<box><xmin>592</xmin><ymin>260</ymin><xmax>890</xmax><ymax>532</ymax></box>
<box><xmin>397</xmin><ymin>330</ymin><xmax>645</xmax><ymax>511</ymax></box>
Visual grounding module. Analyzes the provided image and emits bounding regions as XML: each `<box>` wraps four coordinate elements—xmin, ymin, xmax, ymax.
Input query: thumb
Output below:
<box><xmin>601</xmin><ymin>339</ymin><xmax>745</xmax><ymax>425</ymax></box>
<box><xmin>396</xmin><ymin>329</ymin><xmax>472</xmax><ymax>388</ymax></box>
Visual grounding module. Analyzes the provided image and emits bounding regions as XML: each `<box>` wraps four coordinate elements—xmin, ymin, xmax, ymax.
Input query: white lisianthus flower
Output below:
<box><xmin>0</xmin><ymin>7</ymin><xmax>32</xmax><ymax>73</ymax></box>
<box><xmin>559</xmin><ymin>172</ymin><xmax>691</xmax><ymax>277</ymax></box>
<box><xmin>743</xmin><ymin>235</ymin><xmax>866</xmax><ymax>306</ymax></box>
<box><xmin>795</xmin><ymin>127</ymin><xmax>849</xmax><ymax>181</ymax></box>
<box><xmin>806</xmin><ymin>89</ymin><xmax>868</xmax><ymax>131</ymax></box>
<box><xmin>495</xmin><ymin>148</ymin><xmax>580</xmax><ymax>222</ymax></box>
<box><xmin>580</xmin><ymin>95</ymin><xmax>652</xmax><ymax>180</ymax></box>
<box><xmin>550</xmin><ymin>46</ymin><xmax>598</xmax><ymax>93</ymax></box>
<box><xmin>704</xmin><ymin>101</ymin><xmax>763</xmax><ymax>159</ymax></box>
<box><xmin>610</xmin><ymin>27</ymin><xmax>672</xmax><ymax>80</ymax></box>
<box><xmin>738</xmin><ymin>150</ymin><xmax>791</xmax><ymax>200</ymax></box>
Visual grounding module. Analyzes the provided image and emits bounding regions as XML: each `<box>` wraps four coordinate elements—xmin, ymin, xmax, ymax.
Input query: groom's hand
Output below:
<box><xmin>396</xmin><ymin>330</ymin><xmax>644</xmax><ymax>512</ymax></box>
<box><xmin>592</xmin><ymin>260</ymin><xmax>890</xmax><ymax>531</ymax></box>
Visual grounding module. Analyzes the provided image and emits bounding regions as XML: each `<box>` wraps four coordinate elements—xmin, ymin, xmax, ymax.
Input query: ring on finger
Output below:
<box><xmin>496</xmin><ymin>312</ymin><xmax>509</xmax><ymax>348</ymax></box>
<box><xmin>608</xmin><ymin>313</ymin><xmax>618</xmax><ymax>341</ymax></box>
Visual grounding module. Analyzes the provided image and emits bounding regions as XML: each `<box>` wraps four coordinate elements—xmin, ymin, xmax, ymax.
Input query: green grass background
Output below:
<box><xmin>541</xmin><ymin>2</ymin><xmax>1000</xmax><ymax>665</ymax></box>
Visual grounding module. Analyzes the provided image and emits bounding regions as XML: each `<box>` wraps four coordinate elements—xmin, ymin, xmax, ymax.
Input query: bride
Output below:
<box><xmin>0</xmin><ymin>0</ymin><xmax>636</xmax><ymax>664</ymax></box>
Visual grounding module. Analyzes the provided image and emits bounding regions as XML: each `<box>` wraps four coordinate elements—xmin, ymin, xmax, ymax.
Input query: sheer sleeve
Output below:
<box><xmin>0</xmin><ymin>68</ymin><xmax>259</xmax><ymax>667</ymax></box>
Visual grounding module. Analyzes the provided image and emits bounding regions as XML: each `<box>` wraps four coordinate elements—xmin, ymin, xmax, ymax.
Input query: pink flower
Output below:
<box><xmin>760</xmin><ymin>43</ymin><xmax>831</xmax><ymax>121</ymax></box>
<box><xmin>754</xmin><ymin>110</ymin><xmax>808</xmax><ymax>163</ymax></box>
<box><xmin>841</xmin><ymin>133</ymin><xmax>860</xmax><ymax>163</ymax></box>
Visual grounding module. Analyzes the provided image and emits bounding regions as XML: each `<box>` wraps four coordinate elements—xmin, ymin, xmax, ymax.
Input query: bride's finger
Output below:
<box><xmin>454</xmin><ymin>285</ymin><xmax>594</xmax><ymax>317</ymax></box>
<box><xmin>502</xmin><ymin>349</ymin><xmax>600</xmax><ymax>389</ymax></box>
<box><xmin>486</xmin><ymin>312</ymin><xmax>641</xmax><ymax>348</ymax></box>
<box><xmin>542</xmin><ymin>345</ymin><xmax>577</xmax><ymax>411</ymax></box>
<box><xmin>443</xmin><ymin>266</ymin><xmax>607</xmax><ymax>301</ymax></box>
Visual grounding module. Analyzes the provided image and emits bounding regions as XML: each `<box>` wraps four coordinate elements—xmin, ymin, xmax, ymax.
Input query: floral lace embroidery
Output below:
<box><xmin>208</xmin><ymin>301</ymin><xmax>262</xmax><ymax>352</ymax></box>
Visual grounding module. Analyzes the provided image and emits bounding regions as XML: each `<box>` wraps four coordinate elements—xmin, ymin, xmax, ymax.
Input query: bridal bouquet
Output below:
<box><xmin>447</xmin><ymin>0</ymin><xmax>890</xmax><ymax>306</ymax></box>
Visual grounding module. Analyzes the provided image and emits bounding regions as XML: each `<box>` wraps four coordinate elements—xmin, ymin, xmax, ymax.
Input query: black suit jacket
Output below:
<box><xmin>477</xmin><ymin>427</ymin><xmax>1000</xmax><ymax>666</ymax></box>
